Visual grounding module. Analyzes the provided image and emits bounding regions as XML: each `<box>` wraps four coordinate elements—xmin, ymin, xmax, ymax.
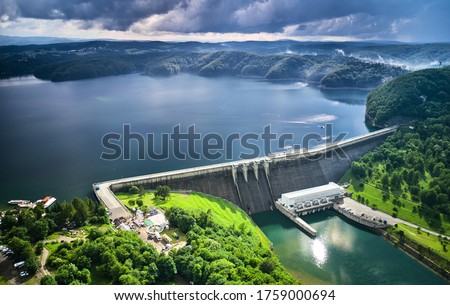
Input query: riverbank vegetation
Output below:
<box><xmin>394</xmin><ymin>224</ymin><xmax>450</xmax><ymax>261</ymax></box>
<box><xmin>386</xmin><ymin>224</ymin><xmax>450</xmax><ymax>278</ymax></box>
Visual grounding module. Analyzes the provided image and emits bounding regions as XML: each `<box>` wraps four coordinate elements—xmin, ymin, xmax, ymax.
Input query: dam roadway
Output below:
<box><xmin>93</xmin><ymin>126</ymin><xmax>398</xmax><ymax>220</ymax></box>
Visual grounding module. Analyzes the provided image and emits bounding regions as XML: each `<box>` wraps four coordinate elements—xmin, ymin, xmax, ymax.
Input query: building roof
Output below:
<box><xmin>147</xmin><ymin>213</ymin><xmax>168</xmax><ymax>227</ymax></box>
<box><xmin>118</xmin><ymin>223</ymin><xmax>131</xmax><ymax>231</ymax></box>
<box><xmin>282</xmin><ymin>182</ymin><xmax>341</xmax><ymax>199</ymax></box>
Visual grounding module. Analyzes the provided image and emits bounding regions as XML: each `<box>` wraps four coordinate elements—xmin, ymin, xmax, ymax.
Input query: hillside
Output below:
<box><xmin>366</xmin><ymin>66</ymin><xmax>450</xmax><ymax>126</ymax></box>
<box><xmin>343</xmin><ymin>66</ymin><xmax>450</xmax><ymax>237</ymax></box>
<box><xmin>0</xmin><ymin>40</ymin><xmax>412</xmax><ymax>88</ymax></box>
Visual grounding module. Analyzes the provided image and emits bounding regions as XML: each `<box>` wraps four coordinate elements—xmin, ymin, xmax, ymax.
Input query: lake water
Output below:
<box><xmin>253</xmin><ymin>211</ymin><xmax>447</xmax><ymax>284</ymax></box>
<box><xmin>0</xmin><ymin>74</ymin><xmax>369</xmax><ymax>207</ymax></box>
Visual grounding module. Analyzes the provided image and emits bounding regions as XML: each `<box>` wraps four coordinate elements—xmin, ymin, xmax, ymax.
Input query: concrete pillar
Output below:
<box><xmin>231</xmin><ymin>166</ymin><xmax>238</xmax><ymax>185</ymax></box>
<box><xmin>242</xmin><ymin>164</ymin><xmax>248</xmax><ymax>183</ymax></box>
<box><xmin>252</xmin><ymin>162</ymin><xmax>259</xmax><ymax>181</ymax></box>
<box><xmin>263</xmin><ymin>160</ymin><xmax>271</xmax><ymax>178</ymax></box>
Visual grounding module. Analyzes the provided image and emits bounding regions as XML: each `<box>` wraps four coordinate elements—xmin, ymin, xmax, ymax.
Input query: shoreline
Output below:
<box><xmin>384</xmin><ymin>232</ymin><xmax>450</xmax><ymax>282</ymax></box>
<box><xmin>1</xmin><ymin>72</ymin><xmax>380</xmax><ymax>91</ymax></box>
<box><xmin>334</xmin><ymin>198</ymin><xmax>450</xmax><ymax>282</ymax></box>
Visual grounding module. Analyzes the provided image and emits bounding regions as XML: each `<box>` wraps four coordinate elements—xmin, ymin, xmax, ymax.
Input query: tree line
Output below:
<box><xmin>0</xmin><ymin>197</ymin><xmax>108</xmax><ymax>277</ymax></box>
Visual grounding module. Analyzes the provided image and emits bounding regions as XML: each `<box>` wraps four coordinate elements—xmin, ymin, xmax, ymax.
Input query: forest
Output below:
<box><xmin>0</xmin><ymin>198</ymin><xmax>108</xmax><ymax>280</ymax></box>
<box><xmin>0</xmin><ymin>40</ymin><xmax>413</xmax><ymax>88</ymax></box>
<box><xmin>348</xmin><ymin>67</ymin><xmax>450</xmax><ymax>234</ymax></box>
<box><xmin>0</xmin><ymin>194</ymin><xmax>296</xmax><ymax>285</ymax></box>
<box><xmin>366</xmin><ymin>66</ymin><xmax>450</xmax><ymax>126</ymax></box>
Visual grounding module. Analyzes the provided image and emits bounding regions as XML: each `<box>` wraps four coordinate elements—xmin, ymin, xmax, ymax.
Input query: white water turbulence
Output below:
<box><xmin>282</xmin><ymin>114</ymin><xmax>338</xmax><ymax>125</ymax></box>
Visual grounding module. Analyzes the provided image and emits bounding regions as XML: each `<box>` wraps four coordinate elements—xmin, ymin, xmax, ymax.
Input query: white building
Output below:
<box><xmin>280</xmin><ymin>182</ymin><xmax>344</xmax><ymax>206</ymax></box>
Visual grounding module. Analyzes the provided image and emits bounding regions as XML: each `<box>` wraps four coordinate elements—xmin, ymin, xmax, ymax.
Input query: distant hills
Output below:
<box><xmin>0</xmin><ymin>35</ymin><xmax>82</xmax><ymax>46</ymax></box>
<box><xmin>1</xmin><ymin>39</ymin><xmax>449</xmax><ymax>88</ymax></box>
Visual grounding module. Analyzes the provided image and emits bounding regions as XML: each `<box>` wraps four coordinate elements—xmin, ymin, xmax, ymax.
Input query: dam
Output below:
<box><xmin>93</xmin><ymin>126</ymin><xmax>397</xmax><ymax>220</ymax></box>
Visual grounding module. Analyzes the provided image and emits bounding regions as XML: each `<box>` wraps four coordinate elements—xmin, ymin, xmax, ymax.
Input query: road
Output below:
<box><xmin>39</xmin><ymin>248</ymin><xmax>50</xmax><ymax>277</ymax></box>
<box><xmin>342</xmin><ymin>197</ymin><xmax>449</xmax><ymax>238</ymax></box>
<box><xmin>92</xmin><ymin>126</ymin><xmax>397</xmax><ymax>221</ymax></box>
<box><xmin>94</xmin><ymin>183</ymin><xmax>132</xmax><ymax>220</ymax></box>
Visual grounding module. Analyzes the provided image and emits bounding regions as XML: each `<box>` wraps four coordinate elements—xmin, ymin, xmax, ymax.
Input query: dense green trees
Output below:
<box><xmin>154</xmin><ymin>185</ymin><xmax>171</xmax><ymax>201</ymax></box>
<box><xmin>129</xmin><ymin>186</ymin><xmax>139</xmax><ymax>194</ymax></box>
<box><xmin>321</xmin><ymin>60</ymin><xmax>403</xmax><ymax>88</ymax></box>
<box><xmin>350</xmin><ymin>68</ymin><xmax>450</xmax><ymax>230</ymax></box>
<box><xmin>33</xmin><ymin>58</ymin><xmax>136</xmax><ymax>82</ymax></box>
<box><xmin>42</xmin><ymin>203</ymin><xmax>296</xmax><ymax>285</ymax></box>
<box><xmin>156</xmin><ymin>254</ymin><xmax>177</xmax><ymax>283</ymax></box>
<box><xmin>0</xmin><ymin>197</ymin><xmax>108</xmax><ymax>277</ymax></box>
<box><xmin>351</xmin><ymin>123</ymin><xmax>450</xmax><ymax>217</ymax></box>
<box><xmin>40</xmin><ymin>275</ymin><xmax>57</xmax><ymax>285</ymax></box>
<box><xmin>47</xmin><ymin>197</ymin><xmax>108</xmax><ymax>227</ymax></box>
<box><xmin>47</xmin><ymin>231</ymin><xmax>160</xmax><ymax>285</ymax></box>
<box><xmin>366</xmin><ymin>66</ymin><xmax>450</xmax><ymax>126</ymax></box>
<box><xmin>351</xmin><ymin>67</ymin><xmax>450</xmax><ymax>227</ymax></box>
<box><xmin>167</xmin><ymin>206</ymin><xmax>297</xmax><ymax>284</ymax></box>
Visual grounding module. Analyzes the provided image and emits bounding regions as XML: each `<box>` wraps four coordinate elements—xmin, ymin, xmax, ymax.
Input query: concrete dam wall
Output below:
<box><xmin>105</xmin><ymin>127</ymin><xmax>396</xmax><ymax>215</ymax></box>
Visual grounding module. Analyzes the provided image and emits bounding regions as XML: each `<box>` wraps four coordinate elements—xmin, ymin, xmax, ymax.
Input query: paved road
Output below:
<box><xmin>94</xmin><ymin>183</ymin><xmax>132</xmax><ymax>220</ymax></box>
<box><xmin>342</xmin><ymin>197</ymin><xmax>449</xmax><ymax>238</ymax></box>
<box><xmin>92</xmin><ymin>127</ymin><xmax>397</xmax><ymax>221</ymax></box>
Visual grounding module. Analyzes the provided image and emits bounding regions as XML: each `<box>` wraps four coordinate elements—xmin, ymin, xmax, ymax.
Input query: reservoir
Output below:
<box><xmin>0</xmin><ymin>74</ymin><xmax>369</xmax><ymax>208</ymax></box>
<box><xmin>253</xmin><ymin>211</ymin><xmax>448</xmax><ymax>284</ymax></box>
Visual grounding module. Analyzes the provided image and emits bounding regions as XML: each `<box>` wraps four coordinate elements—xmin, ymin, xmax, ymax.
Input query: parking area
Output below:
<box><xmin>342</xmin><ymin>197</ymin><xmax>394</xmax><ymax>225</ymax></box>
<box><xmin>0</xmin><ymin>246</ymin><xmax>29</xmax><ymax>285</ymax></box>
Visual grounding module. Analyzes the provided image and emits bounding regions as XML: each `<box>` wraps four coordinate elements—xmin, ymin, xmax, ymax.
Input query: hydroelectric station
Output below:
<box><xmin>94</xmin><ymin>126</ymin><xmax>397</xmax><ymax>227</ymax></box>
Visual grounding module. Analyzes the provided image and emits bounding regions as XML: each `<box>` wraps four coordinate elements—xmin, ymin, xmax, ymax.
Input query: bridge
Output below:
<box><xmin>93</xmin><ymin>126</ymin><xmax>398</xmax><ymax>221</ymax></box>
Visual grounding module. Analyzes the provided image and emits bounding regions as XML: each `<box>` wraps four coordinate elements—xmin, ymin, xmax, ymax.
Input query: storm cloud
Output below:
<box><xmin>1</xmin><ymin>0</ymin><xmax>449</xmax><ymax>41</ymax></box>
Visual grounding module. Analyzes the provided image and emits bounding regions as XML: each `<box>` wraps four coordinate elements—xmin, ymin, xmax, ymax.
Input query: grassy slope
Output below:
<box><xmin>116</xmin><ymin>191</ymin><xmax>270</xmax><ymax>247</ymax></box>
<box><xmin>396</xmin><ymin>223</ymin><xmax>450</xmax><ymax>261</ymax></box>
<box><xmin>340</xmin><ymin>169</ymin><xmax>450</xmax><ymax>235</ymax></box>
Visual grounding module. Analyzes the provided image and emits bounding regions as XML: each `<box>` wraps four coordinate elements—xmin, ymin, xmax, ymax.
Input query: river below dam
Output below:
<box><xmin>253</xmin><ymin>211</ymin><xmax>447</xmax><ymax>284</ymax></box>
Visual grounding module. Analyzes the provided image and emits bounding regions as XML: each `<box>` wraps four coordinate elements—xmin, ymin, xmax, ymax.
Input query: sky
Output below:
<box><xmin>0</xmin><ymin>0</ymin><xmax>449</xmax><ymax>42</ymax></box>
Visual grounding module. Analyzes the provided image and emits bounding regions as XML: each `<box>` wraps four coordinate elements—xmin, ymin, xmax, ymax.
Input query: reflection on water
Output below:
<box><xmin>253</xmin><ymin>210</ymin><xmax>448</xmax><ymax>284</ymax></box>
<box><xmin>311</xmin><ymin>238</ymin><xmax>328</xmax><ymax>267</ymax></box>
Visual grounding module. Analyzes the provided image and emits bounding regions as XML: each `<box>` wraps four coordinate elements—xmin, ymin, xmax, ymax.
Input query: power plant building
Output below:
<box><xmin>280</xmin><ymin>182</ymin><xmax>344</xmax><ymax>206</ymax></box>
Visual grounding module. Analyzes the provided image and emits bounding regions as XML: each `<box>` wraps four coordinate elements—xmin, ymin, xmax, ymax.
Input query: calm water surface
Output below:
<box><xmin>253</xmin><ymin>211</ymin><xmax>448</xmax><ymax>284</ymax></box>
<box><xmin>0</xmin><ymin>74</ymin><xmax>369</xmax><ymax>207</ymax></box>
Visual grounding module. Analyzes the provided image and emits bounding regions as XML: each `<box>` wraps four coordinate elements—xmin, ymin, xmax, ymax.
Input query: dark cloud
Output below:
<box><xmin>7</xmin><ymin>0</ymin><xmax>184</xmax><ymax>30</ymax></box>
<box><xmin>1</xmin><ymin>0</ymin><xmax>449</xmax><ymax>41</ymax></box>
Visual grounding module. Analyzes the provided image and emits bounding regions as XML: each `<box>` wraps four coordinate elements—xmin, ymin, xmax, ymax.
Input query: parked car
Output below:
<box><xmin>14</xmin><ymin>261</ymin><xmax>25</xmax><ymax>268</ymax></box>
<box><xmin>20</xmin><ymin>271</ymin><xmax>29</xmax><ymax>277</ymax></box>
